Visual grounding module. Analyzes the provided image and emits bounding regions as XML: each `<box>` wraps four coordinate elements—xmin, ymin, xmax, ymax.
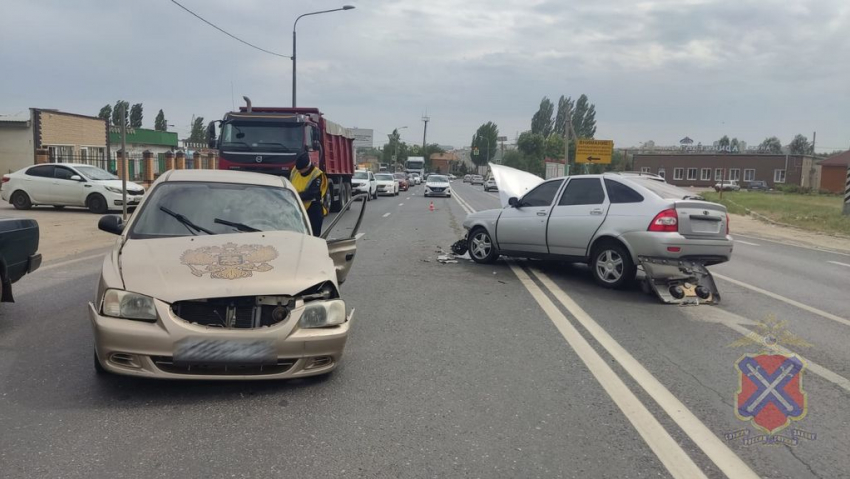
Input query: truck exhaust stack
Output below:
<box><xmin>243</xmin><ymin>96</ymin><xmax>252</xmax><ymax>112</ymax></box>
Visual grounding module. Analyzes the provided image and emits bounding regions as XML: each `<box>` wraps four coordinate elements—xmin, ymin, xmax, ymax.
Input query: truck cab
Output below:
<box><xmin>209</xmin><ymin>98</ymin><xmax>355</xmax><ymax>212</ymax></box>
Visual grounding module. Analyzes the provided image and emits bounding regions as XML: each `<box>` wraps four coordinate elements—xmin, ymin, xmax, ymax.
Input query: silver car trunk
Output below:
<box><xmin>675</xmin><ymin>201</ymin><xmax>727</xmax><ymax>239</ymax></box>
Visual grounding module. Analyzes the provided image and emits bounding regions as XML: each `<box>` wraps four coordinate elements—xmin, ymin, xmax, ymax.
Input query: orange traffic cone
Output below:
<box><xmin>429</xmin><ymin>201</ymin><xmax>435</xmax><ymax>212</ymax></box>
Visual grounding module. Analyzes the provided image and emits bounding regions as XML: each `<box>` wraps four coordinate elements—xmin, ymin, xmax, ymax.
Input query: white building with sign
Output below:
<box><xmin>350</xmin><ymin>128</ymin><xmax>373</xmax><ymax>149</ymax></box>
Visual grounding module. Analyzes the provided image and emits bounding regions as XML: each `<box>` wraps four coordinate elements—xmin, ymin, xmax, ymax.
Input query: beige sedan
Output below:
<box><xmin>89</xmin><ymin>169</ymin><xmax>362</xmax><ymax>380</ymax></box>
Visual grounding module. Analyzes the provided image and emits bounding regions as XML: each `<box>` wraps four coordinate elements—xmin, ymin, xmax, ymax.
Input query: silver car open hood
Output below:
<box><xmin>489</xmin><ymin>163</ymin><xmax>543</xmax><ymax>207</ymax></box>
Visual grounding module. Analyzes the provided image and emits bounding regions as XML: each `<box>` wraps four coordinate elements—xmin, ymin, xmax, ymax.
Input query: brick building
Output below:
<box><xmin>818</xmin><ymin>151</ymin><xmax>850</xmax><ymax>193</ymax></box>
<box><xmin>632</xmin><ymin>154</ymin><xmax>820</xmax><ymax>189</ymax></box>
<box><xmin>430</xmin><ymin>152</ymin><xmax>459</xmax><ymax>174</ymax></box>
<box><xmin>0</xmin><ymin>108</ymin><xmax>108</xmax><ymax>173</ymax></box>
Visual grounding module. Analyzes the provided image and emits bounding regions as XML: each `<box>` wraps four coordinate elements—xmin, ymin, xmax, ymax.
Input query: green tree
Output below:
<box><xmin>571</xmin><ymin>94</ymin><xmax>596</xmax><ymax>138</ymax></box>
<box><xmin>530</xmin><ymin>97</ymin><xmax>554</xmax><ymax>137</ymax></box>
<box><xmin>189</xmin><ymin>116</ymin><xmax>206</xmax><ymax>142</ymax></box>
<box><xmin>471</xmin><ymin>122</ymin><xmax>499</xmax><ymax>167</ymax></box>
<box><xmin>517</xmin><ymin>131</ymin><xmax>545</xmax><ymax>159</ymax></box>
<box><xmin>129</xmin><ymin>103</ymin><xmax>143</xmax><ymax>128</ymax></box>
<box><xmin>154</xmin><ymin>109</ymin><xmax>167</xmax><ymax>131</ymax></box>
<box><xmin>111</xmin><ymin>100</ymin><xmax>129</xmax><ymax>127</ymax></box>
<box><xmin>544</xmin><ymin>134</ymin><xmax>565</xmax><ymax>160</ymax></box>
<box><xmin>98</xmin><ymin>104</ymin><xmax>112</xmax><ymax>121</ymax></box>
<box><xmin>730</xmin><ymin>137</ymin><xmax>740</xmax><ymax>153</ymax></box>
<box><xmin>788</xmin><ymin>134</ymin><xmax>812</xmax><ymax>155</ymax></box>
<box><xmin>382</xmin><ymin>129</ymin><xmax>408</xmax><ymax>166</ymax></box>
<box><xmin>553</xmin><ymin>95</ymin><xmax>573</xmax><ymax>137</ymax></box>
<box><xmin>758</xmin><ymin>136</ymin><xmax>782</xmax><ymax>154</ymax></box>
<box><xmin>717</xmin><ymin>135</ymin><xmax>730</xmax><ymax>149</ymax></box>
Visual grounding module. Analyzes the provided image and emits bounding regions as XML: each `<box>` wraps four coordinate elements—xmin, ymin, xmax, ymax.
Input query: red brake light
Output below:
<box><xmin>648</xmin><ymin>208</ymin><xmax>678</xmax><ymax>232</ymax></box>
<box><xmin>1</xmin><ymin>175</ymin><xmax>9</xmax><ymax>183</ymax></box>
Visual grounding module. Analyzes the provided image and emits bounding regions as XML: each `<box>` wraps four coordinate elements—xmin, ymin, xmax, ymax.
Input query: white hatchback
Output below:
<box><xmin>1</xmin><ymin>163</ymin><xmax>146</xmax><ymax>214</ymax></box>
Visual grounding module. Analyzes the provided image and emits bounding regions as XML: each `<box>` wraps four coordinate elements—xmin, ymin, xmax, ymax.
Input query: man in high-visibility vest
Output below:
<box><xmin>290</xmin><ymin>153</ymin><xmax>328</xmax><ymax>236</ymax></box>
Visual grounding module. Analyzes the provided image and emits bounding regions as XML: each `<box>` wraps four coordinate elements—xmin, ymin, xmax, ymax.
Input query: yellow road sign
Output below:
<box><xmin>576</xmin><ymin>139</ymin><xmax>614</xmax><ymax>164</ymax></box>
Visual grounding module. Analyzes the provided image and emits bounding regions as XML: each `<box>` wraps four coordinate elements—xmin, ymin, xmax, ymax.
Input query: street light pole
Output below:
<box><xmin>292</xmin><ymin>5</ymin><xmax>355</xmax><ymax>107</ymax></box>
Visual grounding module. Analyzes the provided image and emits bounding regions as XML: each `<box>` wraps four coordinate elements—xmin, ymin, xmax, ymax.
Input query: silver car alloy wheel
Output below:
<box><xmin>470</xmin><ymin>231</ymin><xmax>492</xmax><ymax>260</ymax></box>
<box><xmin>595</xmin><ymin>249</ymin><xmax>624</xmax><ymax>283</ymax></box>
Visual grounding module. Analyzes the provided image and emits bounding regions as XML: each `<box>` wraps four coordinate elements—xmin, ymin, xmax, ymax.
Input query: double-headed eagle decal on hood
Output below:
<box><xmin>180</xmin><ymin>242</ymin><xmax>279</xmax><ymax>280</ymax></box>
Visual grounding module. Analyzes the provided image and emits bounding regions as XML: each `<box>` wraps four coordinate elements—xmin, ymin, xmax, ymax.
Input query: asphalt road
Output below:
<box><xmin>1</xmin><ymin>180</ymin><xmax>848</xmax><ymax>478</ymax></box>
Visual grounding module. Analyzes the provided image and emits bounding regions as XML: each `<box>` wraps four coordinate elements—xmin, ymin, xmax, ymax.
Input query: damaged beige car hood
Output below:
<box><xmin>118</xmin><ymin>231</ymin><xmax>335</xmax><ymax>303</ymax></box>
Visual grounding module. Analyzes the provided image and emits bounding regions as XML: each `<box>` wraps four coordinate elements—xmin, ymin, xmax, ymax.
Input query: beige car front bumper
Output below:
<box><xmin>88</xmin><ymin>300</ymin><xmax>350</xmax><ymax>380</ymax></box>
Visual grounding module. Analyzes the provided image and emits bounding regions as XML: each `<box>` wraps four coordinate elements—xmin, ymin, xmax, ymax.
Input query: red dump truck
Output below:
<box><xmin>208</xmin><ymin>97</ymin><xmax>355</xmax><ymax>212</ymax></box>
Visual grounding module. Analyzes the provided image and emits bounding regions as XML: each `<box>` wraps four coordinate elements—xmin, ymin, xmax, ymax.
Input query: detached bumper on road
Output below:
<box><xmin>88</xmin><ymin>300</ymin><xmax>350</xmax><ymax>380</ymax></box>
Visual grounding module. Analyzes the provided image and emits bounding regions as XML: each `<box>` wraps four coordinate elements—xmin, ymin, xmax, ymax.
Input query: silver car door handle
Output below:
<box><xmin>536</xmin><ymin>211</ymin><xmax>547</xmax><ymax>216</ymax></box>
<box><xmin>590</xmin><ymin>208</ymin><xmax>604</xmax><ymax>215</ymax></box>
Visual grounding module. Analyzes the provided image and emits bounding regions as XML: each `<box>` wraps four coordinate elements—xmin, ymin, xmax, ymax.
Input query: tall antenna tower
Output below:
<box><xmin>421</xmin><ymin>112</ymin><xmax>430</xmax><ymax>154</ymax></box>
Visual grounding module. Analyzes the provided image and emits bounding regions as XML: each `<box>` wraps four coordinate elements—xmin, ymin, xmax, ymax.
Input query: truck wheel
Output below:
<box><xmin>87</xmin><ymin>194</ymin><xmax>108</xmax><ymax>214</ymax></box>
<box><xmin>590</xmin><ymin>242</ymin><xmax>636</xmax><ymax>289</ymax></box>
<box><xmin>11</xmin><ymin>191</ymin><xmax>32</xmax><ymax>210</ymax></box>
<box><xmin>329</xmin><ymin>181</ymin><xmax>343</xmax><ymax>213</ymax></box>
<box><xmin>324</xmin><ymin>185</ymin><xmax>334</xmax><ymax>213</ymax></box>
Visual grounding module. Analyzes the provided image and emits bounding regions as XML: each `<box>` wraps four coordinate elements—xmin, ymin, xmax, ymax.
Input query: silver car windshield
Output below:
<box><xmin>353</xmin><ymin>172</ymin><xmax>368</xmax><ymax>179</ymax></box>
<box><xmin>375</xmin><ymin>174</ymin><xmax>394</xmax><ymax>181</ymax></box>
<box><xmin>130</xmin><ymin>182</ymin><xmax>308</xmax><ymax>238</ymax></box>
<box><xmin>429</xmin><ymin>176</ymin><xmax>448</xmax><ymax>182</ymax></box>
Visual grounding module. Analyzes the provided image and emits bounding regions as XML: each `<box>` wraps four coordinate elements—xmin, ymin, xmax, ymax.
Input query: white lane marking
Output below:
<box><xmin>529</xmin><ymin>267</ymin><xmax>758</xmax><ymax>479</ymax></box>
<box><xmin>713</xmin><ymin>273</ymin><xmax>850</xmax><ymax>328</ymax></box>
<box><xmin>734</xmin><ymin>240</ymin><xmax>760</xmax><ymax>246</ymax></box>
<box><xmin>354</xmin><ymin>232</ymin><xmax>365</xmax><ymax>240</ymax></box>
<box><xmin>406</xmin><ymin>197</ymin><xmax>411</xmax><ymax>200</ymax></box>
<box><xmin>452</xmin><ymin>190</ymin><xmax>475</xmax><ymax>215</ymax></box>
<box><xmin>509</xmin><ymin>264</ymin><xmax>709</xmax><ymax>479</ymax></box>
<box><xmin>399</xmin><ymin>203</ymin><xmax>404</xmax><ymax>206</ymax></box>
<box><xmin>827</xmin><ymin>260</ymin><xmax>850</xmax><ymax>268</ymax></box>
<box><xmin>680</xmin><ymin>306</ymin><xmax>850</xmax><ymax>393</ymax></box>
<box><xmin>733</xmin><ymin>233</ymin><xmax>850</xmax><ymax>258</ymax></box>
<box><xmin>382</xmin><ymin>212</ymin><xmax>391</xmax><ymax>218</ymax></box>
<box><xmin>35</xmin><ymin>251</ymin><xmax>109</xmax><ymax>274</ymax></box>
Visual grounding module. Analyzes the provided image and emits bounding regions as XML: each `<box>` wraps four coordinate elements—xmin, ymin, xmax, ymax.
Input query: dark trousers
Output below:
<box><xmin>307</xmin><ymin>201</ymin><xmax>324</xmax><ymax>237</ymax></box>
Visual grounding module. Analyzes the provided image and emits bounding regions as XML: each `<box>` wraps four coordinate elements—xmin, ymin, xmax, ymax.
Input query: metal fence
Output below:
<box><xmin>48</xmin><ymin>152</ymin><xmax>207</xmax><ymax>183</ymax></box>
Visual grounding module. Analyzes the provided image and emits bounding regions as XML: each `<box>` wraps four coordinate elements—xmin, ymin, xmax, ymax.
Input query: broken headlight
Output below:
<box><xmin>299</xmin><ymin>300</ymin><xmax>346</xmax><ymax>328</ymax></box>
<box><xmin>102</xmin><ymin>289</ymin><xmax>157</xmax><ymax>322</ymax></box>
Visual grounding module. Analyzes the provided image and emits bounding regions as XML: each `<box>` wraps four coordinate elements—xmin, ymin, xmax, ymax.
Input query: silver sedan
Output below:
<box><xmin>462</xmin><ymin>171</ymin><xmax>733</xmax><ymax>289</ymax></box>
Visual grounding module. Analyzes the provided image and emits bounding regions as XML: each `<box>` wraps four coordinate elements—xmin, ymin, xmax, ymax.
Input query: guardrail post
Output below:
<box><xmin>844</xmin><ymin>166</ymin><xmax>850</xmax><ymax>216</ymax></box>
<box><xmin>35</xmin><ymin>148</ymin><xmax>49</xmax><ymax>164</ymax></box>
<box><xmin>165</xmin><ymin>151</ymin><xmax>174</xmax><ymax>171</ymax></box>
<box><xmin>175</xmin><ymin>151</ymin><xmax>186</xmax><ymax>170</ymax></box>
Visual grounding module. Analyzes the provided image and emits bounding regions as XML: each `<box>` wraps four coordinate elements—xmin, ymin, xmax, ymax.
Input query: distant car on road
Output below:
<box><xmin>463</xmin><ymin>173</ymin><xmax>732</xmax><ymax>290</ymax></box>
<box><xmin>410</xmin><ymin>174</ymin><xmax>421</xmax><ymax>185</ymax></box>
<box><xmin>1</xmin><ymin>163</ymin><xmax>145</xmax><ymax>214</ymax></box>
<box><xmin>89</xmin><ymin>169</ymin><xmax>362</xmax><ymax>379</ymax></box>
<box><xmin>747</xmin><ymin>180</ymin><xmax>769</xmax><ymax>191</ymax></box>
<box><xmin>351</xmin><ymin>170</ymin><xmax>378</xmax><ymax>200</ymax></box>
<box><xmin>448</xmin><ymin>174</ymin><xmax>456</xmax><ymax>180</ymax></box>
<box><xmin>424</xmin><ymin>175</ymin><xmax>451</xmax><ymax>197</ymax></box>
<box><xmin>0</xmin><ymin>218</ymin><xmax>41</xmax><ymax>302</ymax></box>
<box><xmin>484</xmin><ymin>178</ymin><xmax>498</xmax><ymax>192</ymax></box>
<box><xmin>375</xmin><ymin>173</ymin><xmax>399</xmax><ymax>196</ymax></box>
<box><xmin>393</xmin><ymin>173</ymin><xmax>409</xmax><ymax>191</ymax></box>
<box><xmin>463</xmin><ymin>175</ymin><xmax>472</xmax><ymax>183</ymax></box>
<box><xmin>471</xmin><ymin>175</ymin><xmax>484</xmax><ymax>185</ymax></box>
<box><xmin>714</xmin><ymin>180</ymin><xmax>740</xmax><ymax>192</ymax></box>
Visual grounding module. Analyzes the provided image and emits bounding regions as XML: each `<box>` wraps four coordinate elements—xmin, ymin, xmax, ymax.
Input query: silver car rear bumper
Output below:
<box><xmin>620</xmin><ymin>232</ymin><xmax>733</xmax><ymax>265</ymax></box>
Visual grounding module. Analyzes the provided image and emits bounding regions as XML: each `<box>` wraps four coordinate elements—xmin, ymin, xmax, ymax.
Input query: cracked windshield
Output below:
<box><xmin>2</xmin><ymin>0</ymin><xmax>849</xmax><ymax>477</ymax></box>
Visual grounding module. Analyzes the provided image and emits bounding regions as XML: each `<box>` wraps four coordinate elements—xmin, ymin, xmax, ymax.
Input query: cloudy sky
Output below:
<box><xmin>1</xmin><ymin>0</ymin><xmax>848</xmax><ymax>151</ymax></box>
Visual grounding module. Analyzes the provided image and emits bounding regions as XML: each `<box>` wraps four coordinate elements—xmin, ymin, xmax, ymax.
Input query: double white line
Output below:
<box><xmin>452</xmin><ymin>190</ymin><xmax>758</xmax><ymax>479</ymax></box>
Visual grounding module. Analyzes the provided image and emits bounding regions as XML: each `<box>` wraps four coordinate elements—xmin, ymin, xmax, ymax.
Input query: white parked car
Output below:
<box><xmin>410</xmin><ymin>174</ymin><xmax>422</xmax><ymax>185</ymax></box>
<box><xmin>374</xmin><ymin>173</ymin><xmax>399</xmax><ymax>196</ymax></box>
<box><xmin>351</xmin><ymin>170</ymin><xmax>378</xmax><ymax>200</ymax></box>
<box><xmin>1</xmin><ymin>163</ymin><xmax>145</xmax><ymax>214</ymax></box>
<box><xmin>424</xmin><ymin>175</ymin><xmax>451</xmax><ymax>197</ymax></box>
<box><xmin>713</xmin><ymin>180</ymin><xmax>740</xmax><ymax>192</ymax></box>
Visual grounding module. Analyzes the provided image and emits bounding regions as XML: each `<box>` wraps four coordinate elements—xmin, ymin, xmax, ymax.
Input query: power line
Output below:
<box><xmin>170</xmin><ymin>0</ymin><xmax>291</xmax><ymax>58</ymax></box>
